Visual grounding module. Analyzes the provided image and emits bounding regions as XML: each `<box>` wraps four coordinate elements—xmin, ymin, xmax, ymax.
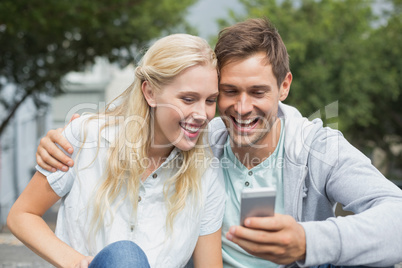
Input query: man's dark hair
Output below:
<box><xmin>215</xmin><ymin>18</ymin><xmax>290</xmax><ymax>87</ymax></box>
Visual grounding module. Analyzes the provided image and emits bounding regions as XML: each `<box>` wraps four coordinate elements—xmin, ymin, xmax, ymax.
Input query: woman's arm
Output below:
<box><xmin>7</xmin><ymin>171</ymin><xmax>87</xmax><ymax>268</ymax></box>
<box><xmin>192</xmin><ymin>228</ymin><xmax>223</xmax><ymax>268</ymax></box>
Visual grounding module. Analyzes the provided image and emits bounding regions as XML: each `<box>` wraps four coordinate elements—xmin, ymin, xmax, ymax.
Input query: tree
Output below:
<box><xmin>0</xmin><ymin>0</ymin><xmax>196</xmax><ymax>136</ymax></box>
<box><xmin>216</xmin><ymin>0</ymin><xmax>402</xmax><ymax>178</ymax></box>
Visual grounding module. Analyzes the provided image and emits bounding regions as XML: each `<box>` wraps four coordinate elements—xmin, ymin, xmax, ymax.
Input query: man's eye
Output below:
<box><xmin>254</xmin><ymin>91</ymin><xmax>265</xmax><ymax>96</ymax></box>
<box><xmin>223</xmin><ymin>90</ymin><xmax>236</xmax><ymax>95</ymax></box>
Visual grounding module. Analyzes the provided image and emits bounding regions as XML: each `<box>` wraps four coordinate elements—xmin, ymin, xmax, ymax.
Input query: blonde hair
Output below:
<box><xmin>83</xmin><ymin>34</ymin><xmax>217</xmax><ymax>237</ymax></box>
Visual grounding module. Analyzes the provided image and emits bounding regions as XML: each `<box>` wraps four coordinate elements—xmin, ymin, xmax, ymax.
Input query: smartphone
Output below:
<box><xmin>240</xmin><ymin>187</ymin><xmax>276</xmax><ymax>226</ymax></box>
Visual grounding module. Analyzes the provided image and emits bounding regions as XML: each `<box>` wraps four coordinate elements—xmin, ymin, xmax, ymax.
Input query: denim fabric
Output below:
<box><xmin>89</xmin><ymin>240</ymin><xmax>150</xmax><ymax>268</ymax></box>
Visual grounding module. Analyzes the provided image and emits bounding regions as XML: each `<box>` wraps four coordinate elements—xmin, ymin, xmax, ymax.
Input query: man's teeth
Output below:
<box><xmin>235</xmin><ymin>118</ymin><xmax>255</xmax><ymax>124</ymax></box>
<box><xmin>234</xmin><ymin>118</ymin><xmax>257</xmax><ymax>126</ymax></box>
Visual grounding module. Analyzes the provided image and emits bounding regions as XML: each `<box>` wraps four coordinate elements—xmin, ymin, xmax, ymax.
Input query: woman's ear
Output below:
<box><xmin>141</xmin><ymin>81</ymin><xmax>156</xmax><ymax>107</ymax></box>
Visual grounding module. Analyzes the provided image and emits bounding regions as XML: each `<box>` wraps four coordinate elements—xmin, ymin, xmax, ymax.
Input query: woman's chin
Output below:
<box><xmin>175</xmin><ymin>140</ymin><xmax>198</xmax><ymax>152</ymax></box>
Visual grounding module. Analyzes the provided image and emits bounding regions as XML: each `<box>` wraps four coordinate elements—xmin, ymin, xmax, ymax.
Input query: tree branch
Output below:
<box><xmin>0</xmin><ymin>90</ymin><xmax>34</xmax><ymax>136</ymax></box>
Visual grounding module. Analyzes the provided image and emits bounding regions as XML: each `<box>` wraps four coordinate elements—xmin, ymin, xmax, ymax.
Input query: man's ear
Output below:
<box><xmin>141</xmin><ymin>81</ymin><xmax>156</xmax><ymax>107</ymax></box>
<box><xmin>279</xmin><ymin>72</ymin><xmax>292</xmax><ymax>101</ymax></box>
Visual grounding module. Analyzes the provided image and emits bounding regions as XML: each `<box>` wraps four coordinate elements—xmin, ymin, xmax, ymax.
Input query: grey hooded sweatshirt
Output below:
<box><xmin>208</xmin><ymin>102</ymin><xmax>402</xmax><ymax>267</ymax></box>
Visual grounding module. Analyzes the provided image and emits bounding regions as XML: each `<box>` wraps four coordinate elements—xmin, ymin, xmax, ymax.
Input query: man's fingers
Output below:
<box><xmin>37</xmin><ymin>147</ymin><xmax>70</xmax><ymax>171</ymax></box>
<box><xmin>70</xmin><ymin>113</ymin><xmax>80</xmax><ymax>122</ymax></box>
<box><xmin>65</xmin><ymin>114</ymin><xmax>80</xmax><ymax>131</ymax></box>
<box><xmin>36</xmin><ymin>153</ymin><xmax>56</xmax><ymax>172</ymax></box>
<box><xmin>226</xmin><ymin>229</ymin><xmax>296</xmax><ymax>264</ymax></box>
<box><xmin>226</xmin><ymin>231</ymin><xmax>283</xmax><ymax>257</ymax></box>
<box><xmin>244</xmin><ymin>214</ymin><xmax>289</xmax><ymax>231</ymax></box>
<box><xmin>44</xmin><ymin>142</ymin><xmax>73</xmax><ymax>166</ymax></box>
<box><xmin>227</xmin><ymin>225</ymin><xmax>288</xmax><ymax>245</ymax></box>
<box><xmin>47</xmin><ymin>130</ymin><xmax>73</xmax><ymax>155</ymax></box>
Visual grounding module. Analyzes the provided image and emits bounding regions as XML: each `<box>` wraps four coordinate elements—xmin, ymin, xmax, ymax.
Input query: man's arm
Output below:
<box><xmin>301</xmin><ymin>128</ymin><xmax>402</xmax><ymax>266</ymax></box>
<box><xmin>225</xmin><ymin>214</ymin><xmax>306</xmax><ymax>265</ymax></box>
<box><xmin>36</xmin><ymin>114</ymin><xmax>80</xmax><ymax>172</ymax></box>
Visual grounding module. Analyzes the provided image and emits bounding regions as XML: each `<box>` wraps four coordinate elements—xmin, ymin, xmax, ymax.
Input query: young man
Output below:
<box><xmin>35</xmin><ymin>19</ymin><xmax>402</xmax><ymax>267</ymax></box>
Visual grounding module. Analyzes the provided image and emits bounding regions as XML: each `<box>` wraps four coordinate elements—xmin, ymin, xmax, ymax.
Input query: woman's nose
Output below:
<box><xmin>192</xmin><ymin>103</ymin><xmax>207</xmax><ymax>122</ymax></box>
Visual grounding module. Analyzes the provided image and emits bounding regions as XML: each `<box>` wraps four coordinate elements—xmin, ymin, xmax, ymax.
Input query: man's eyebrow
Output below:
<box><xmin>219</xmin><ymin>83</ymin><xmax>237</xmax><ymax>88</ymax></box>
<box><xmin>249</xmin><ymin>85</ymin><xmax>271</xmax><ymax>90</ymax></box>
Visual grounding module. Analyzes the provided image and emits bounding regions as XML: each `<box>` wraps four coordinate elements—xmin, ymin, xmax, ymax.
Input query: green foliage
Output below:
<box><xmin>0</xmin><ymin>0</ymin><xmax>196</xmax><ymax>135</ymax></box>
<box><xmin>217</xmin><ymin>0</ymin><xmax>402</xmax><ymax>178</ymax></box>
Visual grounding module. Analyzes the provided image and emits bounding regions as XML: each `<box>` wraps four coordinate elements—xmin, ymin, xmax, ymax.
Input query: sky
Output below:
<box><xmin>186</xmin><ymin>0</ymin><xmax>394</xmax><ymax>40</ymax></box>
<box><xmin>186</xmin><ymin>0</ymin><xmax>244</xmax><ymax>40</ymax></box>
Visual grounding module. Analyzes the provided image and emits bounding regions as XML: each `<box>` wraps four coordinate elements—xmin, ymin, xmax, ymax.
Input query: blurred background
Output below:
<box><xmin>0</xmin><ymin>0</ymin><xmax>401</xmax><ymax>265</ymax></box>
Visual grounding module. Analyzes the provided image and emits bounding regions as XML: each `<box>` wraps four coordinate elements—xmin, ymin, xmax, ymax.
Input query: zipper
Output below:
<box><xmin>294</xmin><ymin>166</ymin><xmax>308</xmax><ymax>221</ymax></box>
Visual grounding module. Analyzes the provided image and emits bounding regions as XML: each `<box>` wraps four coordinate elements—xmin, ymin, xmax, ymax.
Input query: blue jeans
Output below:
<box><xmin>89</xmin><ymin>240</ymin><xmax>150</xmax><ymax>268</ymax></box>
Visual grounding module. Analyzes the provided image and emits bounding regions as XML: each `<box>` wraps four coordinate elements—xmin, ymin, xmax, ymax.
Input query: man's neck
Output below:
<box><xmin>230</xmin><ymin>119</ymin><xmax>282</xmax><ymax>170</ymax></box>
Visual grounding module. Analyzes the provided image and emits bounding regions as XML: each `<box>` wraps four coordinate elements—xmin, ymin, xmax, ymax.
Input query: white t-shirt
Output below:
<box><xmin>37</xmin><ymin>115</ymin><xmax>225</xmax><ymax>268</ymax></box>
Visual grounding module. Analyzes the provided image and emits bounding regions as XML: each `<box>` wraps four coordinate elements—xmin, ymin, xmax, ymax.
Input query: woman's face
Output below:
<box><xmin>149</xmin><ymin>64</ymin><xmax>218</xmax><ymax>152</ymax></box>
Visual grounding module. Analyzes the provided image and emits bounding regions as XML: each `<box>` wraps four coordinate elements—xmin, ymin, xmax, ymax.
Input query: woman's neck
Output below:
<box><xmin>140</xmin><ymin>145</ymin><xmax>174</xmax><ymax>181</ymax></box>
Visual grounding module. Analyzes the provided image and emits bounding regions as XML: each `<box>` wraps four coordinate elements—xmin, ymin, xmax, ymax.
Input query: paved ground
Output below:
<box><xmin>0</xmin><ymin>241</ymin><xmax>53</xmax><ymax>268</ymax></box>
<box><xmin>0</xmin><ymin>205</ymin><xmax>57</xmax><ymax>268</ymax></box>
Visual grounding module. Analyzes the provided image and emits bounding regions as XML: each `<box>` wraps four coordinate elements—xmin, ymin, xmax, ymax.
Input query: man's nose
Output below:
<box><xmin>234</xmin><ymin>93</ymin><xmax>253</xmax><ymax>115</ymax></box>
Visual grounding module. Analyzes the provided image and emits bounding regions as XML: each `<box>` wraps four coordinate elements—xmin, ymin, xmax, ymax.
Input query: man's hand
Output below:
<box><xmin>225</xmin><ymin>214</ymin><xmax>306</xmax><ymax>264</ymax></box>
<box><xmin>36</xmin><ymin>114</ymin><xmax>80</xmax><ymax>172</ymax></box>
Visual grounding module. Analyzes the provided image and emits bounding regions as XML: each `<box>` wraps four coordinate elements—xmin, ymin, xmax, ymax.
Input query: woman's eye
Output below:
<box><xmin>206</xmin><ymin>98</ymin><xmax>217</xmax><ymax>104</ymax></box>
<box><xmin>182</xmin><ymin>97</ymin><xmax>194</xmax><ymax>103</ymax></box>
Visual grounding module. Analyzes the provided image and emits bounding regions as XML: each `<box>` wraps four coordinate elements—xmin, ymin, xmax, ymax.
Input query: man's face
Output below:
<box><xmin>218</xmin><ymin>52</ymin><xmax>291</xmax><ymax>148</ymax></box>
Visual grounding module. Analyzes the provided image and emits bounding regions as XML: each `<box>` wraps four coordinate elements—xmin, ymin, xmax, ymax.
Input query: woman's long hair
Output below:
<box><xmin>82</xmin><ymin>34</ymin><xmax>217</xmax><ymax>238</ymax></box>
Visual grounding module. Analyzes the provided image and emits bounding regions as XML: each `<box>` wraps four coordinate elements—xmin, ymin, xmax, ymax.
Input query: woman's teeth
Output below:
<box><xmin>181</xmin><ymin>123</ymin><xmax>200</xmax><ymax>133</ymax></box>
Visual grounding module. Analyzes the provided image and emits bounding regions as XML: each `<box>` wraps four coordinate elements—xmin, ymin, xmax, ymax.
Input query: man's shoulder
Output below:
<box><xmin>278</xmin><ymin>102</ymin><xmax>303</xmax><ymax>118</ymax></box>
<box><xmin>279</xmin><ymin>103</ymin><xmax>345</xmax><ymax>166</ymax></box>
<box><xmin>207</xmin><ymin>117</ymin><xmax>228</xmax><ymax>158</ymax></box>
<box><xmin>208</xmin><ymin>117</ymin><xmax>227</xmax><ymax>142</ymax></box>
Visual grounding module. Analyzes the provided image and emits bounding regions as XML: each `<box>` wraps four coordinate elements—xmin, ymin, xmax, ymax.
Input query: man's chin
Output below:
<box><xmin>229</xmin><ymin>133</ymin><xmax>256</xmax><ymax>148</ymax></box>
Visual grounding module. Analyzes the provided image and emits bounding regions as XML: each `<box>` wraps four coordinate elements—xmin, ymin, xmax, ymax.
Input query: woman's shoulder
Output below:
<box><xmin>200</xmin><ymin>157</ymin><xmax>225</xmax><ymax>191</ymax></box>
<box><xmin>63</xmin><ymin>114</ymin><xmax>110</xmax><ymax>149</ymax></box>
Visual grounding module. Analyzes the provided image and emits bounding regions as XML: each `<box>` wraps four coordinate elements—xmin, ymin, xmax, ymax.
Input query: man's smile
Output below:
<box><xmin>231</xmin><ymin>116</ymin><xmax>260</xmax><ymax>133</ymax></box>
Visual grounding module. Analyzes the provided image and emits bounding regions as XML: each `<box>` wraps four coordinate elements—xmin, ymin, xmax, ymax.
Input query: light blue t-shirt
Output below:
<box><xmin>221</xmin><ymin>118</ymin><xmax>285</xmax><ymax>268</ymax></box>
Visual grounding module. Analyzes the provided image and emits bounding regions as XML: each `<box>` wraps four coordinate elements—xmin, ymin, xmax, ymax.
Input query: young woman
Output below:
<box><xmin>7</xmin><ymin>34</ymin><xmax>225</xmax><ymax>268</ymax></box>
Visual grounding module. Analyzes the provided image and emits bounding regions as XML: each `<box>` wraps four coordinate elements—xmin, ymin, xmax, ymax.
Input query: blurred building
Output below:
<box><xmin>0</xmin><ymin>58</ymin><xmax>135</xmax><ymax>228</ymax></box>
<box><xmin>0</xmin><ymin>95</ymin><xmax>51</xmax><ymax>228</ymax></box>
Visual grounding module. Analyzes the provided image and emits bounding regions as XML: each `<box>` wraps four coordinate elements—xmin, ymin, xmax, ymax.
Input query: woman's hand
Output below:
<box><xmin>74</xmin><ymin>256</ymin><xmax>94</xmax><ymax>268</ymax></box>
